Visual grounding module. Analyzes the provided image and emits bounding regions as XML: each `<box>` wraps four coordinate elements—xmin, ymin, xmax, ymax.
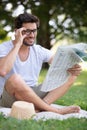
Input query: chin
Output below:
<box><xmin>23</xmin><ymin>41</ymin><xmax>34</xmax><ymax>46</ymax></box>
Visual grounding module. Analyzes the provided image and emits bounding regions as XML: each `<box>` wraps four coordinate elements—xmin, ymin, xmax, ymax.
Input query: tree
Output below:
<box><xmin>0</xmin><ymin>0</ymin><xmax>87</xmax><ymax>49</ymax></box>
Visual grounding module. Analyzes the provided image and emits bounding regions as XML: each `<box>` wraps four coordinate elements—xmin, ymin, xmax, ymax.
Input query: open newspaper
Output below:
<box><xmin>41</xmin><ymin>43</ymin><xmax>87</xmax><ymax>92</ymax></box>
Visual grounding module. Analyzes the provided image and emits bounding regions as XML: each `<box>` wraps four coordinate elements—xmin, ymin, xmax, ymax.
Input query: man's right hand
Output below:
<box><xmin>14</xmin><ymin>27</ymin><xmax>27</xmax><ymax>47</ymax></box>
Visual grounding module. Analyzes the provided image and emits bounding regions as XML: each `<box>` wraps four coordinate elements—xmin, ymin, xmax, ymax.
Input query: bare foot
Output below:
<box><xmin>57</xmin><ymin>106</ymin><xmax>80</xmax><ymax>115</ymax></box>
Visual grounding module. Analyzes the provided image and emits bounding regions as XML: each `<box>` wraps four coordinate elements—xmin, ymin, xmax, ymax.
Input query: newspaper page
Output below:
<box><xmin>41</xmin><ymin>43</ymin><xmax>87</xmax><ymax>92</ymax></box>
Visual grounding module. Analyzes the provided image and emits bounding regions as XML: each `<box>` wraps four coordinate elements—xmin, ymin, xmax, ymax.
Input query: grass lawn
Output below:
<box><xmin>0</xmin><ymin>69</ymin><xmax>87</xmax><ymax>130</ymax></box>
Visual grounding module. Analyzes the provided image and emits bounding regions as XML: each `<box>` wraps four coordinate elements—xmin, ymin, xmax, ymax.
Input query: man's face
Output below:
<box><xmin>22</xmin><ymin>23</ymin><xmax>37</xmax><ymax>46</ymax></box>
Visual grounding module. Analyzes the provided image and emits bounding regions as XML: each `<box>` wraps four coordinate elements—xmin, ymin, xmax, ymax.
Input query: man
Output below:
<box><xmin>0</xmin><ymin>12</ymin><xmax>81</xmax><ymax>114</ymax></box>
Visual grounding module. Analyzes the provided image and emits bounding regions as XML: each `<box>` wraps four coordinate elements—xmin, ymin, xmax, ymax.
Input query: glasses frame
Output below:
<box><xmin>22</xmin><ymin>29</ymin><xmax>37</xmax><ymax>35</ymax></box>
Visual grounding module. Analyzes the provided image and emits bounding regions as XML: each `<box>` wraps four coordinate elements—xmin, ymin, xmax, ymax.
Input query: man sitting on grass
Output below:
<box><xmin>0</xmin><ymin>12</ymin><xmax>82</xmax><ymax>114</ymax></box>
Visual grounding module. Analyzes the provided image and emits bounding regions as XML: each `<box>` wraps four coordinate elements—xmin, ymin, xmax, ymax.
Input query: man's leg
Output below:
<box><xmin>4</xmin><ymin>74</ymin><xmax>57</xmax><ymax>111</ymax></box>
<box><xmin>3</xmin><ymin>74</ymin><xmax>80</xmax><ymax>114</ymax></box>
<box><xmin>0</xmin><ymin>87</ymin><xmax>16</xmax><ymax>107</ymax></box>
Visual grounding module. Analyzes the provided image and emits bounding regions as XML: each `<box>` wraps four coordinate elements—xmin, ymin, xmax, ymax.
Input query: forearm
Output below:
<box><xmin>58</xmin><ymin>75</ymin><xmax>77</xmax><ymax>95</ymax></box>
<box><xmin>43</xmin><ymin>75</ymin><xmax>77</xmax><ymax>104</ymax></box>
<box><xmin>0</xmin><ymin>44</ymin><xmax>20</xmax><ymax>76</ymax></box>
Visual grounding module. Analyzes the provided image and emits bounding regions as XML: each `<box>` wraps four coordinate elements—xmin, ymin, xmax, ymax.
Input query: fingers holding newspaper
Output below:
<box><xmin>67</xmin><ymin>64</ymin><xmax>82</xmax><ymax>76</ymax></box>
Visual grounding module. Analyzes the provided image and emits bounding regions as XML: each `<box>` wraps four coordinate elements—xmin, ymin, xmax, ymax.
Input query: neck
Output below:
<box><xmin>19</xmin><ymin>45</ymin><xmax>30</xmax><ymax>62</ymax></box>
<box><xmin>20</xmin><ymin>45</ymin><xmax>30</xmax><ymax>52</ymax></box>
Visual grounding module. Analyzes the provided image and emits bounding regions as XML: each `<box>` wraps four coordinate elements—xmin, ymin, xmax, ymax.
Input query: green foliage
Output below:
<box><xmin>0</xmin><ymin>37</ymin><xmax>11</xmax><ymax>44</ymax></box>
<box><xmin>0</xmin><ymin>29</ymin><xmax>7</xmax><ymax>39</ymax></box>
<box><xmin>0</xmin><ymin>0</ymin><xmax>87</xmax><ymax>49</ymax></box>
<box><xmin>0</xmin><ymin>114</ymin><xmax>87</xmax><ymax>130</ymax></box>
<box><xmin>38</xmin><ymin>69</ymin><xmax>48</xmax><ymax>83</ymax></box>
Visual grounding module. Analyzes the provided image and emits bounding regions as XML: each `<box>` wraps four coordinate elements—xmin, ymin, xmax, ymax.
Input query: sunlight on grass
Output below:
<box><xmin>74</xmin><ymin>66</ymin><xmax>87</xmax><ymax>86</ymax></box>
<box><xmin>74</xmin><ymin>82</ymin><xmax>82</xmax><ymax>86</ymax></box>
<box><xmin>81</xmin><ymin>62</ymin><xmax>87</xmax><ymax>71</ymax></box>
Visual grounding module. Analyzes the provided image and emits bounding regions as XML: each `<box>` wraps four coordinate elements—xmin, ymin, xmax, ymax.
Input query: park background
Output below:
<box><xmin>0</xmin><ymin>0</ymin><xmax>87</xmax><ymax>130</ymax></box>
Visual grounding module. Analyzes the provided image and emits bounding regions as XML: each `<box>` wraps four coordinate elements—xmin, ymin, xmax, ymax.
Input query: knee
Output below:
<box><xmin>8</xmin><ymin>74</ymin><xmax>21</xmax><ymax>84</ymax></box>
<box><xmin>5</xmin><ymin>74</ymin><xmax>22</xmax><ymax>90</ymax></box>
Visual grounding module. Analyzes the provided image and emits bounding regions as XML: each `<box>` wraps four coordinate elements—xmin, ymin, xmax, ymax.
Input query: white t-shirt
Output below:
<box><xmin>0</xmin><ymin>40</ymin><xmax>52</xmax><ymax>95</ymax></box>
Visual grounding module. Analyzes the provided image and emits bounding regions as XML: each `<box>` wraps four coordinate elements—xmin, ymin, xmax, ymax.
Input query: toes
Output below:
<box><xmin>71</xmin><ymin>106</ymin><xmax>81</xmax><ymax>113</ymax></box>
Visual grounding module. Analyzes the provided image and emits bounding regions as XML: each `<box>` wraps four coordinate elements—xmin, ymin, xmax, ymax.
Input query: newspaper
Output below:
<box><xmin>41</xmin><ymin>43</ymin><xmax>87</xmax><ymax>92</ymax></box>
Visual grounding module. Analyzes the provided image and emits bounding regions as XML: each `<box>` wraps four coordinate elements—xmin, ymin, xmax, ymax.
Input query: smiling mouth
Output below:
<box><xmin>23</xmin><ymin>38</ymin><xmax>34</xmax><ymax>46</ymax></box>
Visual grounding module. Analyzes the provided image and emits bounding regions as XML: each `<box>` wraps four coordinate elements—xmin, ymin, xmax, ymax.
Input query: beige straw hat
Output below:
<box><xmin>10</xmin><ymin>101</ymin><xmax>36</xmax><ymax>120</ymax></box>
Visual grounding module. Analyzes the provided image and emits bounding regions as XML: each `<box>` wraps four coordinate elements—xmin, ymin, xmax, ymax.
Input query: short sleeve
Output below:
<box><xmin>0</xmin><ymin>41</ymin><xmax>13</xmax><ymax>58</ymax></box>
<box><xmin>37</xmin><ymin>45</ymin><xmax>53</xmax><ymax>63</ymax></box>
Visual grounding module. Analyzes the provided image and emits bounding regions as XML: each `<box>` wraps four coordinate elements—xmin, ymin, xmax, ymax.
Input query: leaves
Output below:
<box><xmin>0</xmin><ymin>0</ymin><xmax>87</xmax><ymax>48</ymax></box>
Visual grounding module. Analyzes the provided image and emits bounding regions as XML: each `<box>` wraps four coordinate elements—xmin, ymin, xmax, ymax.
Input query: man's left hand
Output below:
<box><xmin>67</xmin><ymin>64</ymin><xmax>82</xmax><ymax>76</ymax></box>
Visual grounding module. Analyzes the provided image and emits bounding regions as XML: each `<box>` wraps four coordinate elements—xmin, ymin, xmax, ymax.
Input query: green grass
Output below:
<box><xmin>0</xmin><ymin>69</ymin><xmax>87</xmax><ymax>130</ymax></box>
<box><xmin>0</xmin><ymin>114</ymin><xmax>87</xmax><ymax>130</ymax></box>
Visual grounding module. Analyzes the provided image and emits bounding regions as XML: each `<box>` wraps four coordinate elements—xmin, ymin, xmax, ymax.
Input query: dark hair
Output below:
<box><xmin>14</xmin><ymin>12</ymin><xmax>40</xmax><ymax>29</ymax></box>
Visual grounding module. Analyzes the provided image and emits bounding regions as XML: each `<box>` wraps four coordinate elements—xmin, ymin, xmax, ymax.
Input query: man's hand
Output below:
<box><xmin>14</xmin><ymin>27</ymin><xmax>26</xmax><ymax>47</ymax></box>
<box><xmin>67</xmin><ymin>64</ymin><xmax>82</xmax><ymax>76</ymax></box>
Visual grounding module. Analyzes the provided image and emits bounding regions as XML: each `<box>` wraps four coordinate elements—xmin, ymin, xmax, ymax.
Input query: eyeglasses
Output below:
<box><xmin>22</xmin><ymin>29</ymin><xmax>37</xmax><ymax>35</ymax></box>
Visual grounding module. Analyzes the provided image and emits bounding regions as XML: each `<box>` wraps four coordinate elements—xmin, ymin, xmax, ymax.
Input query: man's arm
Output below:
<box><xmin>48</xmin><ymin>55</ymin><xmax>54</xmax><ymax>64</ymax></box>
<box><xmin>0</xmin><ymin>44</ymin><xmax>21</xmax><ymax>77</ymax></box>
<box><xmin>0</xmin><ymin>28</ymin><xmax>26</xmax><ymax>77</ymax></box>
<box><xmin>43</xmin><ymin>64</ymin><xmax>82</xmax><ymax>104</ymax></box>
